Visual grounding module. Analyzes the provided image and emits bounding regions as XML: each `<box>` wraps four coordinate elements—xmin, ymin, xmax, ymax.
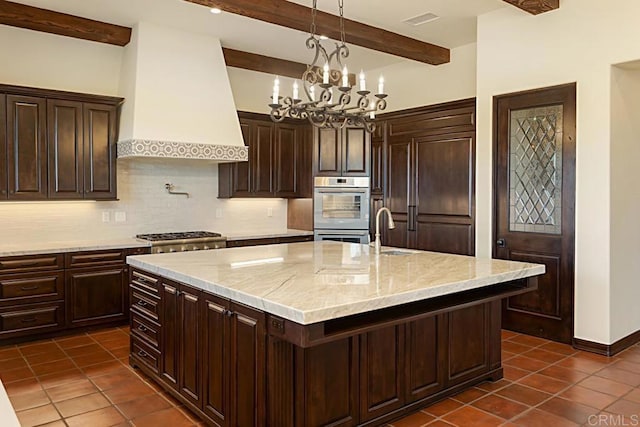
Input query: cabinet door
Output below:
<box><xmin>66</xmin><ymin>266</ymin><xmax>127</xmax><ymax>327</ymax></box>
<box><xmin>314</xmin><ymin>127</ymin><xmax>341</xmax><ymax>176</ymax></box>
<box><xmin>384</xmin><ymin>138</ymin><xmax>412</xmax><ymax>248</ymax></box>
<box><xmin>252</xmin><ymin>122</ymin><xmax>274</xmax><ymax>196</ymax></box>
<box><xmin>48</xmin><ymin>100</ymin><xmax>83</xmax><ymax>200</ymax></box>
<box><xmin>232</xmin><ymin>120</ymin><xmax>252</xmax><ymax>196</ymax></box>
<box><xmin>0</xmin><ymin>94</ymin><xmax>6</xmax><ymax>199</ymax></box>
<box><xmin>160</xmin><ymin>281</ymin><xmax>179</xmax><ymax>389</ymax></box>
<box><xmin>342</xmin><ymin>127</ymin><xmax>369</xmax><ymax>176</ymax></box>
<box><xmin>230</xmin><ymin>302</ymin><xmax>265</xmax><ymax>427</ymax></box>
<box><xmin>83</xmin><ymin>103</ymin><xmax>117</xmax><ymax>200</ymax></box>
<box><xmin>414</xmin><ymin>135</ymin><xmax>475</xmax><ymax>255</ymax></box>
<box><xmin>179</xmin><ymin>286</ymin><xmax>201</xmax><ymax>407</ymax></box>
<box><xmin>6</xmin><ymin>95</ymin><xmax>47</xmax><ymax>200</ymax></box>
<box><xmin>359</xmin><ymin>325</ymin><xmax>405</xmax><ymax>422</ymax></box>
<box><xmin>202</xmin><ymin>294</ymin><xmax>231</xmax><ymax>426</ymax></box>
<box><xmin>370</xmin><ymin>135</ymin><xmax>384</xmax><ymax>195</ymax></box>
<box><xmin>405</xmin><ymin>316</ymin><xmax>444</xmax><ymax>402</ymax></box>
<box><xmin>274</xmin><ymin>123</ymin><xmax>298</xmax><ymax>197</ymax></box>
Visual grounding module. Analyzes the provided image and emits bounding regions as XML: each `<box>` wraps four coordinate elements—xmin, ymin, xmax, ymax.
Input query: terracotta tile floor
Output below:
<box><xmin>2</xmin><ymin>327</ymin><xmax>640</xmax><ymax>426</ymax></box>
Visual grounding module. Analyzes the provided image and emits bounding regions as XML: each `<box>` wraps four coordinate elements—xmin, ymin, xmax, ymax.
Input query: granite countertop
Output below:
<box><xmin>224</xmin><ymin>229</ymin><xmax>313</xmax><ymax>241</ymax></box>
<box><xmin>0</xmin><ymin>238</ymin><xmax>151</xmax><ymax>257</ymax></box>
<box><xmin>127</xmin><ymin>241</ymin><xmax>545</xmax><ymax>325</ymax></box>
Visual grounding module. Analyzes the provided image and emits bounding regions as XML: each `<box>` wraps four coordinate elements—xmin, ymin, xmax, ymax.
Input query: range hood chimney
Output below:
<box><xmin>117</xmin><ymin>22</ymin><xmax>247</xmax><ymax>162</ymax></box>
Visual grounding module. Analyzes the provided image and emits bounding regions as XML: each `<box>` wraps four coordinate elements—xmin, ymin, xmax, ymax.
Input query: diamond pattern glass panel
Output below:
<box><xmin>509</xmin><ymin>106</ymin><xmax>563</xmax><ymax>234</ymax></box>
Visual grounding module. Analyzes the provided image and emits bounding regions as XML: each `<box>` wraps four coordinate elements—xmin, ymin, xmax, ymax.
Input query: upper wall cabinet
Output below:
<box><xmin>6</xmin><ymin>95</ymin><xmax>47</xmax><ymax>200</ymax></box>
<box><xmin>218</xmin><ymin>112</ymin><xmax>311</xmax><ymax>199</ymax></box>
<box><xmin>0</xmin><ymin>84</ymin><xmax>122</xmax><ymax>201</ymax></box>
<box><xmin>313</xmin><ymin>127</ymin><xmax>370</xmax><ymax>177</ymax></box>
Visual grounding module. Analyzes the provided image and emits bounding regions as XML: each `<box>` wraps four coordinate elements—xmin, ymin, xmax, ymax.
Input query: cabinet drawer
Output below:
<box><xmin>0</xmin><ymin>254</ymin><xmax>63</xmax><ymax>274</ymax></box>
<box><xmin>131</xmin><ymin>289</ymin><xmax>159</xmax><ymax>321</ymax></box>
<box><xmin>65</xmin><ymin>250</ymin><xmax>126</xmax><ymax>268</ymax></box>
<box><xmin>131</xmin><ymin>313</ymin><xmax>160</xmax><ymax>348</ymax></box>
<box><xmin>0</xmin><ymin>271</ymin><xmax>64</xmax><ymax>304</ymax></box>
<box><xmin>131</xmin><ymin>337</ymin><xmax>160</xmax><ymax>374</ymax></box>
<box><xmin>0</xmin><ymin>302</ymin><xmax>64</xmax><ymax>337</ymax></box>
<box><xmin>130</xmin><ymin>270</ymin><xmax>159</xmax><ymax>296</ymax></box>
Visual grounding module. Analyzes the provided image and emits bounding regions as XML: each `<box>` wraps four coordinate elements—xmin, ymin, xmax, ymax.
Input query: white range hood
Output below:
<box><xmin>117</xmin><ymin>21</ymin><xmax>247</xmax><ymax>162</ymax></box>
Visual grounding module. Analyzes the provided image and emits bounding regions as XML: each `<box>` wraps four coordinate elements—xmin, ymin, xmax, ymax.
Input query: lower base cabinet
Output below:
<box><xmin>66</xmin><ymin>266</ymin><xmax>128</xmax><ymax>327</ymax></box>
<box><xmin>136</xmin><ymin>274</ymin><xmax>266</xmax><ymax>427</ymax></box>
<box><xmin>129</xmin><ymin>267</ymin><xmax>506</xmax><ymax>427</ymax></box>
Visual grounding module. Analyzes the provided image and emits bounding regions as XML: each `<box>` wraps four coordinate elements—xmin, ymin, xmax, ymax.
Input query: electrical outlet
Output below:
<box><xmin>114</xmin><ymin>211</ymin><xmax>126</xmax><ymax>223</ymax></box>
<box><xmin>215</xmin><ymin>208</ymin><xmax>223</xmax><ymax>218</ymax></box>
<box><xmin>101</xmin><ymin>211</ymin><xmax>110</xmax><ymax>223</ymax></box>
<box><xmin>267</xmin><ymin>207</ymin><xmax>273</xmax><ymax>217</ymax></box>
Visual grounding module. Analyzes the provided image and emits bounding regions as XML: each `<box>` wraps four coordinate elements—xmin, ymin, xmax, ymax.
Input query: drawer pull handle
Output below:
<box><xmin>137</xmin><ymin>300</ymin><xmax>147</xmax><ymax>307</ymax></box>
<box><xmin>137</xmin><ymin>325</ymin><xmax>148</xmax><ymax>332</ymax></box>
<box><xmin>20</xmin><ymin>285</ymin><xmax>39</xmax><ymax>291</ymax></box>
<box><xmin>138</xmin><ymin>350</ymin><xmax>148</xmax><ymax>358</ymax></box>
<box><xmin>21</xmin><ymin>317</ymin><xmax>37</xmax><ymax>323</ymax></box>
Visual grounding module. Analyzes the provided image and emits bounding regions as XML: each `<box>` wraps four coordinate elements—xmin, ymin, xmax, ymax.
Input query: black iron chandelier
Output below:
<box><xmin>268</xmin><ymin>0</ymin><xmax>388</xmax><ymax>133</ymax></box>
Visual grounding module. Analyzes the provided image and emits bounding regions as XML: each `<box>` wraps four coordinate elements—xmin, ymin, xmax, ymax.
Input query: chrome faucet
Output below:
<box><xmin>372</xmin><ymin>207</ymin><xmax>395</xmax><ymax>254</ymax></box>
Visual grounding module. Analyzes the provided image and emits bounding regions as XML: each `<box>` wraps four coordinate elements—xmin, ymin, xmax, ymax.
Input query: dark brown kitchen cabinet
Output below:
<box><xmin>179</xmin><ymin>286</ymin><xmax>202</xmax><ymax>408</ymax></box>
<box><xmin>370</xmin><ymin>123</ymin><xmax>385</xmax><ymax>195</ymax></box>
<box><xmin>229</xmin><ymin>301</ymin><xmax>266</xmax><ymax>426</ymax></box>
<box><xmin>0</xmin><ymin>254</ymin><xmax>65</xmax><ymax>340</ymax></box>
<box><xmin>313</xmin><ymin>126</ymin><xmax>370</xmax><ymax>177</ymax></box>
<box><xmin>66</xmin><ymin>267</ymin><xmax>127</xmax><ymax>328</ymax></box>
<box><xmin>6</xmin><ymin>95</ymin><xmax>47</xmax><ymax>200</ymax></box>
<box><xmin>48</xmin><ymin>99</ymin><xmax>83</xmax><ymax>199</ymax></box>
<box><xmin>382</xmin><ymin>99</ymin><xmax>476</xmax><ymax>255</ymax></box>
<box><xmin>130</xmin><ymin>268</ymin><xmax>266</xmax><ymax>427</ymax></box>
<box><xmin>0</xmin><ymin>94</ymin><xmax>6</xmax><ymax>199</ymax></box>
<box><xmin>83</xmin><ymin>103</ymin><xmax>118</xmax><ymax>200</ymax></box>
<box><xmin>385</xmin><ymin>134</ymin><xmax>475</xmax><ymax>255</ymax></box>
<box><xmin>65</xmin><ymin>249</ymin><xmax>132</xmax><ymax>329</ymax></box>
<box><xmin>219</xmin><ymin>112</ymin><xmax>311</xmax><ymax>199</ymax></box>
<box><xmin>0</xmin><ymin>84</ymin><xmax>122</xmax><ymax>201</ymax></box>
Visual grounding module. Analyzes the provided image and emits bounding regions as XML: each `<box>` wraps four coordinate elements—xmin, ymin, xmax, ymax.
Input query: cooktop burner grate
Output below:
<box><xmin>136</xmin><ymin>231</ymin><xmax>223</xmax><ymax>241</ymax></box>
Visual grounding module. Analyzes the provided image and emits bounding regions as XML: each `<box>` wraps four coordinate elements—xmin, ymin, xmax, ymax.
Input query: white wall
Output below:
<box><xmin>0</xmin><ymin>24</ymin><xmax>287</xmax><ymax>243</ymax></box>
<box><xmin>610</xmin><ymin>64</ymin><xmax>640</xmax><ymax>341</ymax></box>
<box><xmin>477</xmin><ymin>0</ymin><xmax>640</xmax><ymax>344</ymax></box>
<box><xmin>0</xmin><ymin>26</ymin><xmax>122</xmax><ymax>95</ymax></box>
<box><xmin>227</xmin><ymin>43</ymin><xmax>477</xmax><ymax>114</ymax></box>
<box><xmin>118</xmin><ymin>22</ymin><xmax>244</xmax><ymax>147</ymax></box>
<box><xmin>0</xmin><ymin>160</ymin><xmax>287</xmax><ymax>242</ymax></box>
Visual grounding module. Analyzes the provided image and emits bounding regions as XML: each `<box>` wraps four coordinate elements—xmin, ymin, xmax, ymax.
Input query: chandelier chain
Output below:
<box><xmin>310</xmin><ymin>0</ymin><xmax>318</xmax><ymax>36</ymax></box>
<box><xmin>339</xmin><ymin>0</ymin><xmax>345</xmax><ymax>45</ymax></box>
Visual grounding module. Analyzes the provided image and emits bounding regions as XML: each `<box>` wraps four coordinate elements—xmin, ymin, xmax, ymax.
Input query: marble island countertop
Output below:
<box><xmin>0</xmin><ymin>238</ymin><xmax>151</xmax><ymax>257</ymax></box>
<box><xmin>127</xmin><ymin>241</ymin><xmax>545</xmax><ymax>325</ymax></box>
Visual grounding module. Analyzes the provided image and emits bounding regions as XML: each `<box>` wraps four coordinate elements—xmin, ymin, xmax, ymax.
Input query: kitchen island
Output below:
<box><xmin>126</xmin><ymin>242</ymin><xmax>544</xmax><ymax>427</ymax></box>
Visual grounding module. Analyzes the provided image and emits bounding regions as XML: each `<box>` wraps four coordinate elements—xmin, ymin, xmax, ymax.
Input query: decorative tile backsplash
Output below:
<box><xmin>117</xmin><ymin>139</ymin><xmax>248</xmax><ymax>161</ymax></box>
<box><xmin>0</xmin><ymin>159</ymin><xmax>286</xmax><ymax>243</ymax></box>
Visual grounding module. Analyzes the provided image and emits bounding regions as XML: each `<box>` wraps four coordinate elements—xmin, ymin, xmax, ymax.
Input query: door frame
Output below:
<box><xmin>491</xmin><ymin>83</ymin><xmax>577</xmax><ymax>343</ymax></box>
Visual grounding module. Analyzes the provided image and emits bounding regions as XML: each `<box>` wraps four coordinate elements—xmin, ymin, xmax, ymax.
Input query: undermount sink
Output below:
<box><xmin>379</xmin><ymin>249</ymin><xmax>419</xmax><ymax>256</ymax></box>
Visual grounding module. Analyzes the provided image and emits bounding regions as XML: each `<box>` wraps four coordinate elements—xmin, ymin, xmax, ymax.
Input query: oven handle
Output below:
<box><xmin>315</xmin><ymin>188</ymin><xmax>369</xmax><ymax>194</ymax></box>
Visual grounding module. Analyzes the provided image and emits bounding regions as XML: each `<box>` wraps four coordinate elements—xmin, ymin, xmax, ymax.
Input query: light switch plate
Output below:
<box><xmin>267</xmin><ymin>207</ymin><xmax>273</xmax><ymax>217</ymax></box>
<box><xmin>215</xmin><ymin>208</ymin><xmax>223</xmax><ymax>218</ymax></box>
<box><xmin>101</xmin><ymin>211</ymin><xmax>110</xmax><ymax>223</ymax></box>
<box><xmin>115</xmin><ymin>211</ymin><xmax>126</xmax><ymax>222</ymax></box>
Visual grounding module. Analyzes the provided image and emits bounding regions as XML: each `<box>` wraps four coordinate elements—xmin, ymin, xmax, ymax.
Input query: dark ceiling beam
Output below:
<box><xmin>502</xmin><ymin>0</ymin><xmax>559</xmax><ymax>15</ymax></box>
<box><xmin>222</xmin><ymin>48</ymin><xmax>356</xmax><ymax>85</ymax></box>
<box><xmin>185</xmin><ymin>0</ymin><xmax>450</xmax><ymax>65</ymax></box>
<box><xmin>0</xmin><ymin>0</ymin><xmax>131</xmax><ymax>46</ymax></box>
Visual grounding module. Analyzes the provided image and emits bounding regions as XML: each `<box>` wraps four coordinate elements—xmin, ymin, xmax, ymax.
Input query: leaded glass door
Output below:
<box><xmin>494</xmin><ymin>84</ymin><xmax>576</xmax><ymax>344</ymax></box>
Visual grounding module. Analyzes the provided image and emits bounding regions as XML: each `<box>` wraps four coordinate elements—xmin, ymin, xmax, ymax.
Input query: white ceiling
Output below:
<box><xmin>11</xmin><ymin>0</ymin><xmax>508</xmax><ymax>69</ymax></box>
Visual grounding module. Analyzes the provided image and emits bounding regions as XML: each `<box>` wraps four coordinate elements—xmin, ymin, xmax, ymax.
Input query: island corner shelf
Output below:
<box><xmin>126</xmin><ymin>241</ymin><xmax>542</xmax><ymax>426</ymax></box>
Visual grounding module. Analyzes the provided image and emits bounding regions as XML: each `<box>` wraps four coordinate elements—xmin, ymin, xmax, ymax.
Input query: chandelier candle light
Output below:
<box><xmin>268</xmin><ymin>0</ymin><xmax>388</xmax><ymax>133</ymax></box>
